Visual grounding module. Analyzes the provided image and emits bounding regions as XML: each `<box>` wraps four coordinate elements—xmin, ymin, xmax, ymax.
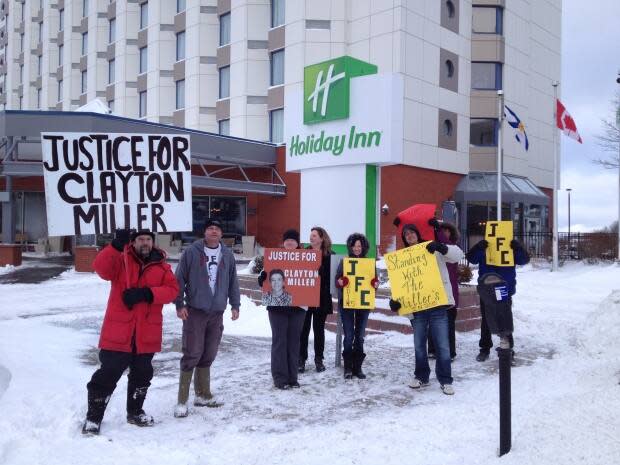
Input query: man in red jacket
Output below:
<box><xmin>82</xmin><ymin>229</ymin><xmax>179</xmax><ymax>435</ymax></box>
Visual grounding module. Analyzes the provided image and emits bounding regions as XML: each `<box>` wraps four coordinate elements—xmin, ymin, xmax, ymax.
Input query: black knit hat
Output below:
<box><xmin>131</xmin><ymin>230</ymin><xmax>155</xmax><ymax>241</ymax></box>
<box><xmin>204</xmin><ymin>218</ymin><xmax>223</xmax><ymax>231</ymax></box>
<box><xmin>282</xmin><ymin>229</ymin><xmax>300</xmax><ymax>245</ymax></box>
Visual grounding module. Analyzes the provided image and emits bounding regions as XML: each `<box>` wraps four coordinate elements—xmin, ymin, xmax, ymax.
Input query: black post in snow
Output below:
<box><xmin>498</xmin><ymin>337</ymin><xmax>512</xmax><ymax>456</ymax></box>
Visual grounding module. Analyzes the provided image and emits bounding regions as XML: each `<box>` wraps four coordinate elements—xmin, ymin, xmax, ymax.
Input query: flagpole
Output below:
<box><xmin>552</xmin><ymin>82</ymin><xmax>560</xmax><ymax>272</ymax></box>
<box><xmin>497</xmin><ymin>90</ymin><xmax>504</xmax><ymax>221</ymax></box>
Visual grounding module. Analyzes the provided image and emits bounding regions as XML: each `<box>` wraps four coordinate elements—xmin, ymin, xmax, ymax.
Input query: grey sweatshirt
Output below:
<box><xmin>175</xmin><ymin>239</ymin><xmax>241</xmax><ymax>313</ymax></box>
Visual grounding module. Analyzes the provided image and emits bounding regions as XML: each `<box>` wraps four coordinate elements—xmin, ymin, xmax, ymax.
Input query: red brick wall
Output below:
<box><xmin>379</xmin><ymin>165</ymin><xmax>464</xmax><ymax>254</ymax></box>
<box><xmin>74</xmin><ymin>246</ymin><xmax>100</xmax><ymax>272</ymax></box>
<box><xmin>255</xmin><ymin>146</ymin><xmax>301</xmax><ymax>247</ymax></box>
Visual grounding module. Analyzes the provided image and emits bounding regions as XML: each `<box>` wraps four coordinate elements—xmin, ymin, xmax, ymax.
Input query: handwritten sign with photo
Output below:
<box><xmin>262</xmin><ymin>248</ymin><xmax>322</xmax><ymax>306</ymax></box>
<box><xmin>41</xmin><ymin>132</ymin><xmax>192</xmax><ymax>236</ymax></box>
<box><xmin>485</xmin><ymin>221</ymin><xmax>514</xmax><ymax>267</ymax></box>
<box><xmin>342</xmin><ymin>257</ymin><xmax>375</xmax><ymax>310</ymax></box>
<box><xmin>384</xmin><ymin>242</ymin><xmax>448</xmax><ymax>315</ymax></box>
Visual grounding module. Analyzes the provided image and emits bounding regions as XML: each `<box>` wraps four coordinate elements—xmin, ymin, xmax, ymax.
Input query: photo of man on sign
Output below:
<box><xmin>262</xmin><ymin>248</ymin><xmax>322</xmax><ymax>307</ymax></box>
<box><xmin>262</xmin><ymin>269</ymin><xmax>293</xmax><ymax>306</ymax></box>
<box><xmin>485</xmin><ymin>221</ymin><xmax>515</xmax><ymax>267</ymax></box>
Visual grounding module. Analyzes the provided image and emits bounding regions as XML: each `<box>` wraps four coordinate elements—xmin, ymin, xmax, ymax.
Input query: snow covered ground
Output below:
<box><xmin>0</xmin><ymin>261</ymin><xmax>619</xmax><ymax>465</ymax></box>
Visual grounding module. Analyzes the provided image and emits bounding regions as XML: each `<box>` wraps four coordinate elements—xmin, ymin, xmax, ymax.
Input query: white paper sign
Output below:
<box><xmin>41</xmin><ymin>132</ymin><xmax>192</xmax><ymax>236</ymax></box>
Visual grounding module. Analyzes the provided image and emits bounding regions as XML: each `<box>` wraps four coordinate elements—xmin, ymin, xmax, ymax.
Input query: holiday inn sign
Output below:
<box><xmin>285</xmin><ymin>56</ymin><xmax>403</xmax><ymax>171</ymax></box>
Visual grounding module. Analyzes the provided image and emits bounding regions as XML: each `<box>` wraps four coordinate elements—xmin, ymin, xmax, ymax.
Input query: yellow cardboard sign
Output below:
<box><xmin>485</xmin><ymin>221</ymin><xmax>514</xmax><ymax>266</ymax></box>
<box><xmin>342</xmin><ymin>258</ymin><xmax>375</xmax><ymax>310</ymax></box>
<box><xmin>384</xmin><ymin>242</ymin><xmax>448</xmax><ymax>315</ymax></box>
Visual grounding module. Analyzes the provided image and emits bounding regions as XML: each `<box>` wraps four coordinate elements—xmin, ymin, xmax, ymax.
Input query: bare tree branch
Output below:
<box><xmin>592</xmin><ymin>93</ymin><xmax>620</xmax><ymax>169</ymax></box>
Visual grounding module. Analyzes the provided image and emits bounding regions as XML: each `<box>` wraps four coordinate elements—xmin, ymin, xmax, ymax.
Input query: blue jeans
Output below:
<box><xmin>340</xmin><ymin>308</ymin><xmax>370</xmax><ymax>353</ymax></box>
<box><xmin>410</xmin><ymin>307</ymin><xmax>453</xmax><ymax>385</ymax></box>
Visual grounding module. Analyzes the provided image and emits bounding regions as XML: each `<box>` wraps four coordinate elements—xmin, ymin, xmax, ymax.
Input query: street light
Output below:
<box><xmin>566</xmin><ymin>188</ymin><xmax>572</xmax><ymax>237</ymax></box>
<box><xmin>566</xmin><ymin>188</ymin><xmax>572</xmax><ymax>259</ymax></box>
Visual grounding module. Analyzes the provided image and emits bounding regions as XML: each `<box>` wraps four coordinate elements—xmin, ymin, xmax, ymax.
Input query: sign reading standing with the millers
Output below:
<box><xmin>41</xmin><ymin>133</ymin><xmax>193</xmax><ymax>236</ymax></box>
<box><xmin>285</xmin><ymin>56</ymin><xmax>403</xmax><ymax>171</ymax></box>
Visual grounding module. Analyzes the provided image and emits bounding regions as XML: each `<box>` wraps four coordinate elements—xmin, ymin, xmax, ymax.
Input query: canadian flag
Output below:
<box><xmin>556</xmin><ymin>99</ymin><xmax>583</xmax><ymax>143</ymax></box>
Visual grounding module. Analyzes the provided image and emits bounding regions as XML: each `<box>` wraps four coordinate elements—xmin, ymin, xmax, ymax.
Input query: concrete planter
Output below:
<box><xmin>74</xmin><ymin>246</ymin><xmax>100</xmax><ymax>272</ymax></box>
<box><xmin>0</xmin><ymin>244</ymin><xmax>22</xmax><ymax>266</ymax></box>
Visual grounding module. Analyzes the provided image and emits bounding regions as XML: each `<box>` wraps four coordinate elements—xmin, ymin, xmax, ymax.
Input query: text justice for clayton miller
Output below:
<box><xmin>41</xmin><ymin>133</ymin><xmax>192</xmax><ymax>236</ymax></box>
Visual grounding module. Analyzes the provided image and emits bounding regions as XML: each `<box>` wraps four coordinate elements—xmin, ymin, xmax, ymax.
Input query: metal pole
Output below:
<box><xmin>567</xmin><ymin>189</ymin><xmax>571</xmax><ymax>257</ymax></box>
<box><xmin>497</xmin><ymin>90</ymin><xmax>504</xmax><ymax>221</ymax></box>
<box><xmin>617</xmin><ymin>98</ymin><xmax>620</xmax><ymax>261</ymax></box>
<box><xmin>498</xmin><ymin>336</ymin><xmax>512</xmax><ymax>456</ymax></box>
<box><xmin>335</xmin><ymin>306</ymin><xmax>342</xmax><ymax>368</ymax></box>
<box><xmin>552</xmin><ymin>82</ymin><xmax>560</xmax><ymax>271</ymax></box>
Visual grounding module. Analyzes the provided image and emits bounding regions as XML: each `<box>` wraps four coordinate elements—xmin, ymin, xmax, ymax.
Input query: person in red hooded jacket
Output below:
<box><xmin>82</xmin><ymin>229</ymin><xmax>179</xmax><ymax>435</ymax></box>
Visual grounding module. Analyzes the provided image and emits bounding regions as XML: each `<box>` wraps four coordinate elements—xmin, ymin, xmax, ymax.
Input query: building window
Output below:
<box><xmin>37</xmin><ymin>55</ymin><xmax>42</xmax><ymax>76</ymax></box>
<box><xmin>81</xmin><ymin>70</ymin><xmax>87</xmax><ymax>94</ymax></box>
<box><xmin>139</xmin><ymin>90</ymin><xmax>147</xmax><ymax>117</ymax></box>
<box><xmin>140</xmin><ymin>2</ymin><xmax>148</xmax><ymax>30</ymax></box>
<box><xmin>175</xmin><ymin>79</ymin><xmax>185</xmax><ymax>110</ymax></box>
<box><xmin>58</xmin><ymin>44</ymin><xmax>63</xmax><ymax>67</ymax></box>
<box><xmin>108</xmin><ymin>99</ymin><xmax>114</xmax><ymax>113</ymax></box>
<box><xmin>271</xmin><ymin>0</ymin><xmax>285</xmax><ymax>28</ymax></box>
<box><xmin>473</xmin><ymin>6</ymin><xmax>503</xmax><ymax>34</ymax></box>
<box><xmin>471</xmin><ymin>62</ymin><xmax>502</xmax><ymax>90</ymax></box>
<box><xmin>219</xmin><ymin>13</ymin><xmax>231</xmax><ymax>46</ymax></box>
<box><xmin>270</xmin><ymin>109</ymin><xmax>284</xmax><ymax>143</ymax></box>
<box><xmin>83</xmin><ymin>0</ymin><xmax>89</xmax><ymax>18</ymax></box>
<box><xmin>59</xmin><ymin>9</ymin><xmax>64</xmax><ymax>31</ymax></box>
<box><xmin>139</xmin><ymin>46</ymin><xmax>147</xmax><ymax>74</ymax></box>
<box><xmin>108</xmin><ymin>59</ymin><xmax>115</xmax><ymax>84</ymax></box>
<box><xmin>444</xmin><ymin>59</ymin><xmax>455</xmax><ymax>79</ymax></box>
<box><xmin>177</xmin><ymin>0</ymin><xmax>186</xmax><ymax>13</ymax></box>
<box><xmin>443</xmin><ymin>119</ymin><xmax>453</xmax><ymax>137</ymax></box>
<box><xmin>19</xmin><ymin>65</ymin><xmax>23</xmax><ymax>84</ymax></box>
<box><xmin>82</xmin><ymin>32</ymin><xmax>88</xmax><ymax>56</ymax></box>
<box><xmin>445</xmin><ymin>0</ymin><xmax>455</xmax><ymax>18</ymax></box>
<box><xmin>109</xmin><ymin>18</ymin><xmax>116</xmax><ymax>44</ymax></box>
<box><xmin>218</xmin><ymin>119</ymin><xmax>230</xmax><ymax>136</ymax></box>
<box><xmin>470</xmin><ymin>118</ymin><xmax>497</xmax><ymax>146</ymax></box>
<box><xmin>21</xmin><ymin>1</ymin><xmax>25</xmax><ymax>21</ymax></box>
<box><xmin>219</xmin><ymin>66</ymin><xmax>230</xmax><ymax>99</ymax></box>
<box><xmin>57</xmin><ymin>79</ymin><xmax>63</xmax><ymax>102</ymax></box>
<box><xmin>37</xmin><ymin>88</ymin><xmax>41</xmax><ymax>109</ymax></box>
<box><xmin>270</xmin><ymin>49</ymin><xmax>284</xmax><ymax>86</ymax></box>
<box><xmin>19</xmin><ymin>96</ymin><xmax>23</xmax><ymax>110</ymax></box>
<box><xmin>20</xmin><ymin>33</ymin><xmax>24</xmax><ymax>53</ymax></box>
<box><xmin>38</xmin><ymin>22</ymin><xmax>43</xmax><ymax>43</ymax></box>
<box><xmin>176</xmin><ymin>31</ymin><xmax>185</xmax><ymax>61</ymax></box>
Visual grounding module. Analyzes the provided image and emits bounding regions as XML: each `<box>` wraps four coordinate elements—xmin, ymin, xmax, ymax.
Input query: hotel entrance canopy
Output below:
<box><xmin>454</xmin><ymin>172</ymin><xmax>549</xmax><ymax>205</ymax></box>
<box><xmin>0</xmin><ymin>110</ymin><xmax>286</xmax><ymax>195</ymax></box>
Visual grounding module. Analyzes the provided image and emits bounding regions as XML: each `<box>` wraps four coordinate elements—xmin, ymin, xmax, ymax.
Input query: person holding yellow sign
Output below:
<box><xmin>335</xmin><ymin>233</ymin><xmax>379</xmax><ymax>380</ymax></box>
<box><xmin>466</xmin><ymin>237</ymin><xmax>529</xmax><ymax>363</ymax></box>
<box><xmin>389</xmin><ymin>223</ymin><xmax>463</xmax><ymax>395</ymax></box>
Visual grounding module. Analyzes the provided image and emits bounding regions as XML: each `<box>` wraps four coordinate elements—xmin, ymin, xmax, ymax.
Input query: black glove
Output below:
<box><xmin>111</xmin><ymin>228</ymin><xmax>132</xmax><ymax>252</ymax></box>
<box><xmin>510</xmin><ymin>239</ymin><xmax>522</xmax><ymax>250</ymax></box>
<box><xmin>393</xmin><ymin>217</ymin><xmax>401</xmax><ymax>227</ymax></box>
<box><xmin>428</xmin><ymin>218</ymin><xmax>440</xmax><ymax>228</ymax></box>
<box><xmin>426</xmin><ymin>241</ymin><xmax>448</xmax><ymax>255</ymax></box>
<box><xmin>122</xmin><ymin>287</ymin><xmax>153</xmax><ymax>309</ymax></box>
<box><xmin>389</xmin><ymin>299</ymin><xmax>401</xmax><ymax>313</ymax></box>
<box><xmin>474</xmin><ymin>239</ymin><xmax>489</xmax><ymax>250</ymax></box>
<box><xmin>257</xmin><ymin>270</ymin><xmax>267</xmax><ymax>287</ymax></box>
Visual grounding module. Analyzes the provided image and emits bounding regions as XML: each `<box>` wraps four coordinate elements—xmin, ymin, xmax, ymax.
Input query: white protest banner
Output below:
<box><xmin>41</xmin><ymin>133</ymin><xmax>192</xmax><ymax>236</ymax></box>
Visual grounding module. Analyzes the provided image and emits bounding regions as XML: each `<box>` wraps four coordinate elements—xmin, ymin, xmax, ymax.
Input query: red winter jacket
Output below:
<box><xmin>93</xmin><ymin>244</ymin><xmax>179</xmax><ymax>354</ymax></box>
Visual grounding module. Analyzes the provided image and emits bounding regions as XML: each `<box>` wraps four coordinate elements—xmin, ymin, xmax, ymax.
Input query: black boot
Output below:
<box><xmin>314</xmin><ymin>358</ymin><xmax>326</xmax><ymax>373</ymax></box>
<box><xmin>298</xmin><ymin>359</ymin><xmax>306</xmax><ymax>373</ymax></box>
<box><xmin>127</xmin><ymin>385</ymin><xmax>154</xmax><ymax>427</ymax></box>
<box><xmin>82</xmin><ymin>390</ymin><xmax>110</xmax><ymax>435</ymax></box>
<box><xmin>476</xmin><ymin>349</ymin><xmax>490</xmax><ymax>362</ymax></box>
<box><xmin>342</xmin><ymin>351</ymin><xmax>353</xmax><ymax>380</ymax></box>
<box><xmin>352</xmin><ymin>351</ymin><xmax>367</xmax><ymax>379</ymax></box>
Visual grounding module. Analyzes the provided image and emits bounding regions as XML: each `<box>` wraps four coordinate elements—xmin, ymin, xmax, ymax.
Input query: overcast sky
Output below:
<box><xmin>557</xmin><ymin>0</ymin><xmax>620</xmax><ymax>231</ymax></box>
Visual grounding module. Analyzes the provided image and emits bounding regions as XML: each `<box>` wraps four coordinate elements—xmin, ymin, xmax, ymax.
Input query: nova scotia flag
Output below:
<box><xmin>503</xmin><ymin>105</ymin><xmax>529</xmax><ymax>151</ymax></box>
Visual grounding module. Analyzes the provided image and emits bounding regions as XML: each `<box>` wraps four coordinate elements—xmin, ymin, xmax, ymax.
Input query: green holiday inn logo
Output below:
<box><xmin>290</xmin><ymin>56</ymin><xmax>383</xmax><ymax>158</ymax></box>
<box><xmin>303</xmin><ymin>56</ymin><xmax>377</xmax><ymax>125</ymax></box>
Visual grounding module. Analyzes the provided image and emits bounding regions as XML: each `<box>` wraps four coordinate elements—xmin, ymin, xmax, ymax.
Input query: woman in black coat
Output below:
<box><xmin>259</xmin><ymin>229</ymin><xmax>307</xmax><ymax>389</ymax></box>
<box><xmin>299</xmin><ymin>226</ymin><xmax>334</xmax><ymax>373</ymax></box>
